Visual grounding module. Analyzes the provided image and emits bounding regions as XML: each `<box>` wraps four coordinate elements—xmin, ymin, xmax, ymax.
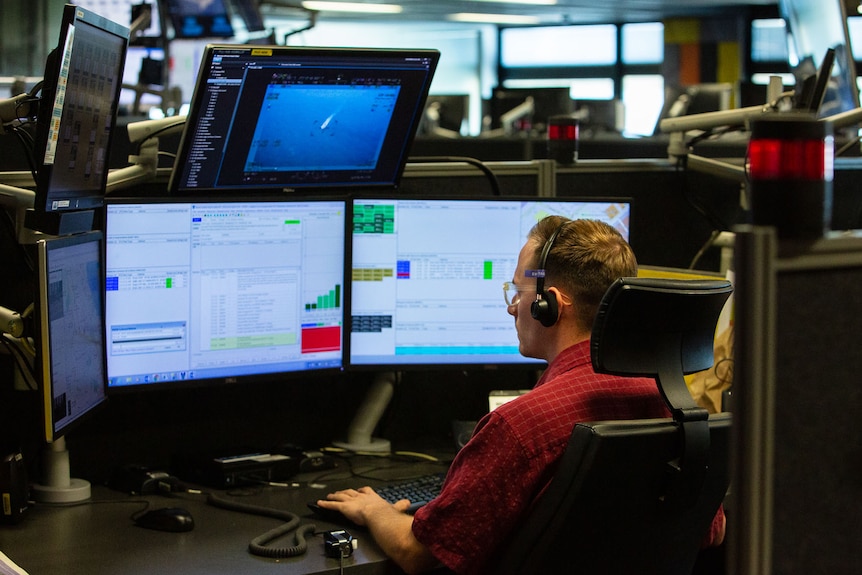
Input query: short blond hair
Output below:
<box><xmin>528</xmin><ymin>217</ymin><xmax>637</xmax><ymax>331</ymax></box>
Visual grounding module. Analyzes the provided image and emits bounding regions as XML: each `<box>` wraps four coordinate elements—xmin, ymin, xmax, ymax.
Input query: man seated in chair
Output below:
<box><xmin>317</xmin><ymin>217</ymin><xmax>726</xmax><ymax>574</ymax></box>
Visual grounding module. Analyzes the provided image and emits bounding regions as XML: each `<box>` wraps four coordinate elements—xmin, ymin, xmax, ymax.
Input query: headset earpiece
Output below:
<box><xmin>531</xmin><ymin>223</ymin><xmax>566</xmax><ymax>327</ymax></box>
<box><xmin>530</xmin><ymin>294</ymin><xmax>559</xmax><ymax>327</ymax></box>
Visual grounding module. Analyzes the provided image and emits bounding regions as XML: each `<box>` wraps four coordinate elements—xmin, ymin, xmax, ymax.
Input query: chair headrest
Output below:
<box><xmin>591</xmin><ymin>277</ymin><xmax>733</xmax><ymax>380</ymax></box>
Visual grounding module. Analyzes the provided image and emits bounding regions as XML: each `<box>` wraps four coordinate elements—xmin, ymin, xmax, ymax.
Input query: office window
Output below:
<box><xmin>848</xmin><ymin>16</ymin><xmax>862</xmax><ymax>60</ymax></box>
<box><xmin>621</xmin><ymin>22</ymin><xmax>664</xmax><ymax>64</ymax></box>
<box><xmin>751</xmin><ymin>18</ymin><xmax>788</xmax><ymax>62</ymax></box>
<box><xmin>622</xmin><ymin>74</ymin><xmax>664</xmax><ymax>136</ymax></box>
<box><xmin>570</xmin><ymin>78</ymin><xmax>616</xmax><ymax>99</ymax></box>
<box><xmin>501</xmin><ymin>25</ymin><xmax>617</xmax><ymax>67</ymax></box>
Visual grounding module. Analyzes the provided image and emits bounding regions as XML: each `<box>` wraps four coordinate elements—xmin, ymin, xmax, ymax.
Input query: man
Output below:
<box><xmin>317</xmin><ymin>217</ymin><xmax>725</xmax><ymax>574</ymax></box>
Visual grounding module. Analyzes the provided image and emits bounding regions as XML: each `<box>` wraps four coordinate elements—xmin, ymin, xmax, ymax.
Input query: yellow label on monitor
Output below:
<box><xmin>251</xmin><ymin>49</ymin><xmax>273</xmax><ymax>56</ymax></box>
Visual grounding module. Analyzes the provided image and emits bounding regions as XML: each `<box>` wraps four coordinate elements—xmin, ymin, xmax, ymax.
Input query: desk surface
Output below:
<box><xmin>1</xmin><ymin>454</ymin><xmax>449</xmax><ymax>575</ymax></box>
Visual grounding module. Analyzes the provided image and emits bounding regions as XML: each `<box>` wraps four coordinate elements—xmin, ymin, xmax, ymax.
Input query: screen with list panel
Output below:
<box><xmin>104</xmin><ymin>198</ymin><xmax>346</xmax><ymax>391</ymax></box>
<box><xmin>348</xmin><ymin>196</ymin><xmax>631</xmax><ymax>369</ymax></box>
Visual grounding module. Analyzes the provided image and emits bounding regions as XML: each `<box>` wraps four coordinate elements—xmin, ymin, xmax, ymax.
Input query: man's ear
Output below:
<box><xmin>545</xmin><ymin>286</ymin><xmax>572</xmax><ymax>322</ymax></box>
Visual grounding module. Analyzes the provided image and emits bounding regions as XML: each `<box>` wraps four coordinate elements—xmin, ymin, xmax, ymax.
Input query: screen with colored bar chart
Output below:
<box><xmin>103</xmin><ymin>197</ymin><xmax>346</xmax><ymax>390</ymax></box>
<box><xmin>348</xmin><ymin>196</ymin><xmax>631</xmax><ymax>369</ymax></box>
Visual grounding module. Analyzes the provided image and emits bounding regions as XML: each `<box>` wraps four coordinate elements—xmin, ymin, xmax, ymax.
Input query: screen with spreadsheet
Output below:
<box><xmin>348</xmin><ymin>196</ymin><xmax>632</xmax><ymax>369</ymax></box>
<box><xmin>103</xmin><ymin>197</ymin><xmax>346</xmax><ymax>390</ymax></box>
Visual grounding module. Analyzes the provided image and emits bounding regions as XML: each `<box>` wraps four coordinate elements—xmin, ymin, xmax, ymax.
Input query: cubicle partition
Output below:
<box><xmin>730</xmin><ymin>226</ymin><xmax>862</xmax><ymax>574</ymax></box>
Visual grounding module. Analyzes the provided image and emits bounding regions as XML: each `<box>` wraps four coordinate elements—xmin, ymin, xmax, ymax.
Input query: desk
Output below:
<box><xmin>0</xmin><ymin>454</ymin><xmax>450</xmax><ymax>574</ymax></box>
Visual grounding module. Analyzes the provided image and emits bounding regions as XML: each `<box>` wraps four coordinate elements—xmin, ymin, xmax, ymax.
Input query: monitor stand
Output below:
<box><xmin>332</xmin><ymin>371</ymin><xmax>396</xmax><ymax>453</ymax></box>
<box><xmin>30</xmin><ymin>437</ymin><xmax>91</xmax><ymax>504</ymax></box>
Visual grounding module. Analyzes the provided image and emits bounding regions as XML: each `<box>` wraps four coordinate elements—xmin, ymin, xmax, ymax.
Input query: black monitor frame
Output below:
<box><xmin>27</xmin><ymin>4</ymin><xmax>129</xmax><ymax>236</ymax></box>
<box><xmin>168</xmin><ymin>44</ymin><xmax>440</xmax><ymax>196</ymax></box>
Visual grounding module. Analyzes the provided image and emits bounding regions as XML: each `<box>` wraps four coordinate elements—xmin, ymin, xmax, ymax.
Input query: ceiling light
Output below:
<box><xmin>467</xmin><ymin>0</ymin><xmax>557</xmax><ymax>5</ymax></box>
<box><xmin>448</xmin><ymin>13</ymin><xmax>542</xmax><ymax>24</ymax></box>
<box><xmin>301</xmin><ymin>1</ymin><xmax>403</xmax><ymax>14</ymax></box>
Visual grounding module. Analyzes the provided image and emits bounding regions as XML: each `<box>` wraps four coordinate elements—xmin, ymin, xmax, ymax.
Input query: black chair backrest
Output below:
<box><xmin>493</xmin><ymin>277</ymin><xmax>733</xmax><ymax>575</ymax></box>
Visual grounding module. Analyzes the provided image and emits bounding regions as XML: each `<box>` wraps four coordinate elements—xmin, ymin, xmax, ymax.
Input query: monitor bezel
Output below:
<box><xmin>168</xmin><ymin>44</ymin><xmax>440</xmax><ymax>196</ymax></box>
<box><xmin>102</xmin><ymin>194</ymin><xmax>351</xmax><ymax>394</ymax></box>
<box><xmin>35</xmin><ymin>230</ymin><xmax>109</xmax><ymax>443</ymax></box>
<box><xmin>30</xmin><ymin>4</ymin><xmax>129</xmax><ymax>223</ymax></box>
<box><xmin>345</xmin><ymin>193</ymin><xmax>634</xmax><ymax>372</ymax></box>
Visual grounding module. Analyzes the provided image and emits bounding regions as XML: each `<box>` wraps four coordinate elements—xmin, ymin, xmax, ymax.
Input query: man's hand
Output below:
<box><xmin>317</xmin><ymin>486</ymin><xmax>412</xmax><ymax>526</ymax></box>
<box><xmin>316</xmin><ymin>487</ymin><xmax>439</xmax><ymax>574</ymax></box>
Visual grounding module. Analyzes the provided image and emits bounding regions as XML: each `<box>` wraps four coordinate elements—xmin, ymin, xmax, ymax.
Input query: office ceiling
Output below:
<box><xmin>262</xmin><ymin>0</ymin><xmax>779</xmax><ymax>25</ymax></box>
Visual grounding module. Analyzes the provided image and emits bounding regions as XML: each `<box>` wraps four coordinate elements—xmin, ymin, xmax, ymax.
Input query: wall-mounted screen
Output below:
<box><xmin>348</xmin><ymin>196</ymin><xmax>632</xmax><ymax>369</ymax></box>
<box><xmin>104</xmin><ymin>197</ymin><xmax>346</xmax><ymax>391</ymax></box>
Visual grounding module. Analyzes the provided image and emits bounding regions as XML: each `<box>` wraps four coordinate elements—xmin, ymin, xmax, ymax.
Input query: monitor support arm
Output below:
<box><xmin>106</xmin><ymin>115</ymin><xmax>186</xmax><ymax>193</ymax></box>
<box><xmin>0</xmin><ymin>183</ymin><xmax>40</xmax><ymax>244</ymax></box>
<box><xmin>332</xmin><ymin>371</ymin><xmax>397</xmax><ymax>453</ymax></box>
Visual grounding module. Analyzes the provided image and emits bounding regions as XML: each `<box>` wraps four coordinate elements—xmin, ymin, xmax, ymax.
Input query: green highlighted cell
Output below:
<box><xmin>354</xmin><ymin>204</ymin><xmax>395</xmax><ymax>234</ymax></box>
<box><xmin>210</xmin><ymin>332</ymin><xmax>298</xmax><ymax>350</ymax></box>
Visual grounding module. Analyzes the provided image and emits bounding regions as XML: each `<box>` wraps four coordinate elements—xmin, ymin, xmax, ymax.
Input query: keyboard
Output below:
<box><xmin>307</xmin><ymin>472</ymin><xmax>446</xmax><ymax>523</ymax></box>
<box><xmin>375</xmin><ymin>472</ymin><xmax>446</xmax><ymax>512</ymax></box>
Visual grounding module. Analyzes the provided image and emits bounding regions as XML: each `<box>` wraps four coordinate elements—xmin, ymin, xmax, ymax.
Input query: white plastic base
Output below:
<box><xmin>31</xmin><ymin>478</ymin><xmax>91</xmax><ymax>504</ymax></box>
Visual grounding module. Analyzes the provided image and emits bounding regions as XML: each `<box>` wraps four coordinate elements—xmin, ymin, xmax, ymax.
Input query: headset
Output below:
<box><xmin>530</xmin><ymin>222</ymin><xmax>567</xmax><ymax>327</ymax></box>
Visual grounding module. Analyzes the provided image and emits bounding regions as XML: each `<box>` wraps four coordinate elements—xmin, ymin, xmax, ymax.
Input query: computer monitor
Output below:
<box><xmin>348</xmin><ymin>196</ymin><xmax>632</xmax><ymax>370</ymax></box>
<box><xmin>103</xmin><ymin>197</ymin><xmax>347</xmax><ymax>392</ymax></box>
<box><xmin>32</xmin><ymin>231</ymin><xmax>108</xmax><ymax>503</ymax></box>
<box><xmin>168</xmin><ymin>45</ymin><xmax>440</xmax><ymax>195</ymax></box>
<box><xmin>488</xmin><ymin>87</ymin><xmax>574</xmax><ymax>133</ymax></box>
<box><xmin>230</xmin><ymin>0</ymin><xmax>266</xmax><ymax>33</ymax></box>
<box><xmin>162</xmin><ymin>0</ymin><xmax>234</xmax><ymax>39</ymax></box>
<box><xmin>26</xmin><ymin>4</ymin><xmax>129</xmax><ymax>236</ymax></box>
<box><xmin>780</xmin><ymin>0</ymin><xmax>860</xmax><ymax>118</ymax></box>
<box><xmin>420</xmin><ymin>94</ymin><xmax>469</xmax><ymax>135</ymax></box>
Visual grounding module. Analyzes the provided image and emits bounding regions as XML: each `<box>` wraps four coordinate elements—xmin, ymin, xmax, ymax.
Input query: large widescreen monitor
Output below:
<box><xmin>168</xmin><ymin>45</ymin><xmax>440</xmax><ymax>195</ymax></box>
<box><xmin>27</xmin><ymin>4</ymin><xmax>129</xmax><ymax>236</ymax></box>
<box><xmin>348</xmin><ymin>196</ymin><xmax>632</xmax><ymax>370</ymax></box>
<box><xmin>103</xmin><ymin>197</ymin><xmax>347</xmax><ymax>391</ymax></box>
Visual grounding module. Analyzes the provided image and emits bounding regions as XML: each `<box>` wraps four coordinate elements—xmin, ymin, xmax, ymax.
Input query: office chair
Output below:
<box><xmin>494</xmin><ymin>277</ymin><xmax>733</xmax><ymax>575</ymax></box>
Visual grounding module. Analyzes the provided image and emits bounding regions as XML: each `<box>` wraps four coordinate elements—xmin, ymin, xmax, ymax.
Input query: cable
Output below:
<box><xmin>206</xmin><ymin>492</ymin><xmax>317</xmax><ymax>558</ymax></box>
<box><xmin>407</xmin><ymin>155</ymin><xmax>501</xmax><ymax>196</ymax></box>
<box><xmin>688</xmin><ymin>229</ymin><xmax>722</xmax><ymax>270</ymax></box>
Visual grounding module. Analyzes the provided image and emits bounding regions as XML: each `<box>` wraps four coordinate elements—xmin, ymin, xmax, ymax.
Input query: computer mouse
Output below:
<box><xmin>134</xmin><ymin>507</ymin><xmax>195</xmax><ymax>532</ymax></box>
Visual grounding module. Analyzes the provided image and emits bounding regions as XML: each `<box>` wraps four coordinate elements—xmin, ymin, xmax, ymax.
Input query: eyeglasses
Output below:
<box><xmin>503</xmin><ymin>281</ymin><xmax>534</xmax><ymax>307</ymax></box>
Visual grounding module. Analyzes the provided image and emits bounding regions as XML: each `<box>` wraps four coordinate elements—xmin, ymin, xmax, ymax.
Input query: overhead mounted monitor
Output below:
<box><xmin>103</xmin><ymin>197</ymin><xmax>347</xmax><ymax>392</ymax></box>
<box><xmin>779</xmin><ymin>0</ymin><xmax>860</xmax><ymax>118</ymax></box>
<box><xmin>27</xmin><ymin>4</ymin><xmax>129</xmax><ymax>235</ymax></box>
<box><xmin>168</xmin><ymin>45</ymin><xmax>440</xmax><ymax>195</ymax></box>
<box><xmin>348</xmin><ymin>196</ymin><xmax>632</xmax><ymax>370</ymax></box>
<box><xmin>230</xmin><ymin>0</ymin><xmax>265</xmax><ymax>32</ymax></box>
<box><xmin>163</xmin><ymin>0</ymin><xmax>234</xmax><ymax>38</ymax></box>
